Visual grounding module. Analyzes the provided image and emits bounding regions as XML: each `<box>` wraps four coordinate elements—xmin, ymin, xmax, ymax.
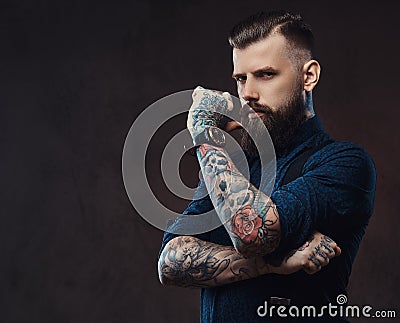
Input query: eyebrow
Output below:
<box><xmin>232</xmin><ymin>66</ymin><xmax>278</xmax><ymax>79</ymax></box>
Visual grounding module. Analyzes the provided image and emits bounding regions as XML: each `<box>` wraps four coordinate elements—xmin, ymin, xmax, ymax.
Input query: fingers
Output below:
<box><xmin>222</xmin><ymin>92</ymin><xmax>234</xmax><ymax>111</ymax></box>
<box><xmin>192</xmin><ymin>86</ymin><xmax>203</xmax><ymax>100</ymax></box>
<box><xmin>192</xmin><ymin>86</ymin><xmax>234</xmax><ymax>112</ymax></box>
<box><xmin>303</xmin><ymin>234</ymin><xmax>341</xmax><ymax>275</ymax></box>
<box><xmin>303</xmin><ymin>253</ymin><xmax>321</xmax><ymax>275</ymax></box>
<box><xmin>320</xmin><ymin>235</ymin><xmax>339</xmax><ymax>257</ymax></box>
<box><xmin>194</xmin><ymin>85</ymin><xmax>204</xmax><ymax>93</ymax></box>
<box><xmin>302</xmin><ymin>249</ymin><xmax>325</xmax><ymax>275</ymax></box>
<box><xmin>315</xmin><ymin>246</ymin><xmax>329</xmax><ymax>264</ymax></box>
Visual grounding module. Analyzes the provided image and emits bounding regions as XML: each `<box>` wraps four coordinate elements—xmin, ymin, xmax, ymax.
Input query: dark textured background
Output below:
<box><xmin>1</xmin><ymin>0</ymin><xmax>399</xmax><ymax>322</ymax></box>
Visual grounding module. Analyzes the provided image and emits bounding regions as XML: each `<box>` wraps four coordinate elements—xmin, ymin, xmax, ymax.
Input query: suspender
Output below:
<box><xmin>266</xmin><ymin>139</ymin><xmax>334</xmax><ymax>311</ymax></box>
<box><xmin>280</xmin><ymin>139</ymin><xmax>334</xmax><ymax>187</ymax></box>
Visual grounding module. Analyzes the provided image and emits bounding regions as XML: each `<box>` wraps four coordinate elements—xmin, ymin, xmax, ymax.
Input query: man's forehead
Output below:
<box><xmin>232</xmin><ymin>34</ymin><xmax>289</xmax><ymax>73</ymax></box>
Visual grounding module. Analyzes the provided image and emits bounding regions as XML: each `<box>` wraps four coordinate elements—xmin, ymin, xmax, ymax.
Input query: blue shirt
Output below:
<box><xmin>159</xmin><ymin>115</ymin><xmax>376</xmax><ymax>322</ymax></box>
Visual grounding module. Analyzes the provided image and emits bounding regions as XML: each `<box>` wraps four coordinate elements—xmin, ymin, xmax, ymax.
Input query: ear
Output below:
<box><xmin>302</xmin><ymin>60</ymin><xmax>321</xmax><ymax>92</ymax></box>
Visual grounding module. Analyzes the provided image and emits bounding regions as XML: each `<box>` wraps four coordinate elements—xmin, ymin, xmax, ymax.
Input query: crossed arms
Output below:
<box><xmin>158</xmin><ymin>88</ymin><xmax>345</xmax><ymax>288</ymax></box>
<box><xmin>158</xmin><ymin>232</ymin><xmax>340</xmax><ymax>288</ymax></box>
<box><xmin>158</xmin><ymin>142</ymin><xmax>341</xmax><ymax>288</ymax></box>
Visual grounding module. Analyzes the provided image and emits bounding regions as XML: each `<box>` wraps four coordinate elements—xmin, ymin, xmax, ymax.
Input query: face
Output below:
<box><xmin>232</xmin><ymin>34</ymin><xmax>307</xmax><ymax>155</ymax></box>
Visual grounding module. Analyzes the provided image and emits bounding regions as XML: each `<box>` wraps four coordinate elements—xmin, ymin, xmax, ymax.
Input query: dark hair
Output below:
<box><xmin>228</xmin><ymin>11</ymin><xmax>314</xmax><ymax>66</ymax></box>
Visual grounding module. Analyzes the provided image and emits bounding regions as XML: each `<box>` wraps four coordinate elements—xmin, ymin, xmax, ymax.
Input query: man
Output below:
<box><xmin>158</xmin><ymin>11</ymin><xmax>376</xmax><ymax>322</ymax></box>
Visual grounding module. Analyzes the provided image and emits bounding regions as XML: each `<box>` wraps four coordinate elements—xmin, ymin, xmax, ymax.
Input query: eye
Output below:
<box><xmin>260</xmin><ymin>71</ymin><xmax>275</xmax><ymax>78</ymax></box>
<box><xmin>234</xmin><ymin>76</ymin><xmax>246</xmax><ymax>84</ymax></box>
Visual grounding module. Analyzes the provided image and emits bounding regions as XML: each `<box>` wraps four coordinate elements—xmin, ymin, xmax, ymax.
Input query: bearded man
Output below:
<box><xmin>157</xmin><ymin>10</ymin><xmax>376</xmax><ymax>322</ymax></box>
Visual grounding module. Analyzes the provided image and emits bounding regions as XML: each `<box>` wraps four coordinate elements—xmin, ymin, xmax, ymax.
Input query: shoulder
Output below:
<box><xmin>310</xmin><ymin>140</ymin><xmax>374</xmax><ymax>166</ymax></box>
<box><xmin>306</xmin><ymin>140</ymin><xmax>376</xmax><ymax>190</ymax></box>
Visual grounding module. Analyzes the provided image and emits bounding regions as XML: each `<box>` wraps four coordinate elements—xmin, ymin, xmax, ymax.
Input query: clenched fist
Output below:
<box><xmin>267</xmin><ymin>231</ymin><xmax>341</xmax><ymax>275</ymax></box>
<box><xmin>187</xmin><ymin>86</ymin><xmax>234</xmax><ymax>143</ymax></box>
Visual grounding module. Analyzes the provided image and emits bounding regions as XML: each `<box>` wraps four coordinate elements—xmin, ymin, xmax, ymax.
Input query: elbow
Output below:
<box><xmin>158</xmin><ymin>238</ymin><xmax>180</xmax><ymax>287</ymax></box>
<box><xmin>232</xmin><ymin>240</ymin><xmax>253</xmax><ymax>257</ymax></box>
<box><xmin>157</xmin><ymin>236</ymin><xmax>200</xmax><ymax>288</ymax></box>
<box><xmin>232</xmin><ymin>207</ymin><xmax>281</xmax><ymax>257</ymax></box>
<box><xmin>158</xmin><ymin>265</ymin><xmax>167</xmax><ymax>286</ymax></box>
<box><xmin>157</xmin><ymin>252</ymin><xmax>171</xmax><ymax>287</ymax></box>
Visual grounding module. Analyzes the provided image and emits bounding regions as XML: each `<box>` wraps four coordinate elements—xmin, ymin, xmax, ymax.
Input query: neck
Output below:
<box><xmin>304</xmin><ymin>91</ymin><xmax>315</xmax><ymax>120</ymax></box>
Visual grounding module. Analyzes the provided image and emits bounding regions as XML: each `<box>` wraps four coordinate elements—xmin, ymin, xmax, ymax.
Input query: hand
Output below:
<box><xmin>187</xmin><ymin>86</ymin><xmax>234</xmax><ymax>142</ymax></box>
<box><xmin>268</xmin><ymin>231</ymin><xmax>341</xmax><ymax>275</ymax></box>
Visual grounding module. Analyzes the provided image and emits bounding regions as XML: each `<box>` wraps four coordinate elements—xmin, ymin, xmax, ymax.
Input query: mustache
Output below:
<box><xmin>241</xmin><ymin>102</ymin><xmax>273</xmax><ymax>115</ymax></box>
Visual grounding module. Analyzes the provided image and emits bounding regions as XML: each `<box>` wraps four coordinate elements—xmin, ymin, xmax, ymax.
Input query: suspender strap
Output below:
<box><xmin>280</xmin><ymin>139</ymin><xmax>334</xmax><ymax>187</ymax></box>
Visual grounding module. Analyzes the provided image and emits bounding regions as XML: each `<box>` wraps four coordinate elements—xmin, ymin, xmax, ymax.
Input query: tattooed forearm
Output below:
<box><xmin>158</xmin><ymin>236</ymin><xmax>271</xmax><ymax>288</ymax></box>
<box><xmin>158</xmin><ymin>233</ymin><xmax>340</xmax><ymax>285</ymax></box>
<box><xmin>196</xmin><ymin>144</ymin><xmax>280</xmax><ymax>257</ymax></box>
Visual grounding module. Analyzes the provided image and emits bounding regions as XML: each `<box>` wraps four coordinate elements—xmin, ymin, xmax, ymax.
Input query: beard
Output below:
<box><xmin>240</xmin><ymin>81</ymin><xmax>307</xmax><ymax>157</ymax></box>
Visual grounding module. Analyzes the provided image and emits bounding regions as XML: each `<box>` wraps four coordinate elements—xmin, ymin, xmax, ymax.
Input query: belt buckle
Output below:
<box><xmin>270</xmin><ymin>296</ymin><xmax>291</xmax><ymax>306</ymax></box>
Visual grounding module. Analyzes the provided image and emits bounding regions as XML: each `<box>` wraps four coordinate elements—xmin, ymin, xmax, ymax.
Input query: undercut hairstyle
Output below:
<box><xmin>228</xmin><ymin>11</ymin><xmax>314</xmax><ymax>70</ymax></box>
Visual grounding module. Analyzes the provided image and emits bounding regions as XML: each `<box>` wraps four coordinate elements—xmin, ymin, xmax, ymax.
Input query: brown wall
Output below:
<box><xmin>1</xmin><ymin>0</ymin><xmax>399</xmax><ymax>322</ymax></box>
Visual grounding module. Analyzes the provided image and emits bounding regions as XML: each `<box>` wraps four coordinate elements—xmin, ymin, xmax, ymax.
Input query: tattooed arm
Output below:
<box><xmin>196</xmin><ymin>144</ymin><xmax>280</xmax><ymax>258</ymax></box>
<box><xmin>158</xmin><ymin>236</ymin><xmax>270</xmax><ymax>288</ymax></box>
<box><xmin>186</xmin><ymin>87</ymin><xmax>344</xmax><ymax>260</ymax></box>
<box><xmin>158</xmin><ymin>232</ymin><xmax>341</xmax><ymax>288</ymax></box>
<box><xmin>187</xmin><ymin>88</ymin><xmax>280</xmax><ymax>258</ymax></box>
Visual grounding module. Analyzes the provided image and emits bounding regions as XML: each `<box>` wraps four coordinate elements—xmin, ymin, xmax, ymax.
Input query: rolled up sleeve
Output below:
<box><xmin>268</xmin><ymin>142</ymin><xmax>376</xmax><ymax>257</ymax></box>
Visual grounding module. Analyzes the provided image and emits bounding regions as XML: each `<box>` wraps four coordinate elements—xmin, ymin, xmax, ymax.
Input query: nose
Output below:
<box><xmin>240</xmin><ymin>78</ymin><xmax>259</xmax><ymax>103</ymax></box>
